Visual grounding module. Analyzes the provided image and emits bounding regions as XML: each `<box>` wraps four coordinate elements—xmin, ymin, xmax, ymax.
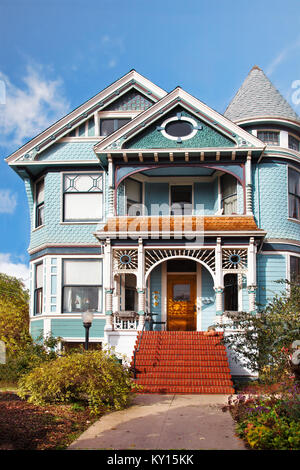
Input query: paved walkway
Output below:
<box><xmin>68</xmin><ymin>394</ymin><xmax>246</xmax><ymax>450</ymax></box>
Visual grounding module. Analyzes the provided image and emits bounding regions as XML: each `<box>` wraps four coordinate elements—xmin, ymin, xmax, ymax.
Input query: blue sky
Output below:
<box><xmin>0</xmin><ymin>0</ymin><xmax>300</xmax><ymax>284</ymax></box>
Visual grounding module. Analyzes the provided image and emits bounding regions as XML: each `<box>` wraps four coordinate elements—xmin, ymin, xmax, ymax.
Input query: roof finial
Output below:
<box><xmin>250</xmin><ymin>65</ymin><xmax>262</xmax><ymax>71</ymax></box>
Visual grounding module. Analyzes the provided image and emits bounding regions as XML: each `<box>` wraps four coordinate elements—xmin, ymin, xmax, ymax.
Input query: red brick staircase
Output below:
<box><xmin>131</xmin><ymin>331</ymin><xmax>235</xmax><ymax>394</ymax></box>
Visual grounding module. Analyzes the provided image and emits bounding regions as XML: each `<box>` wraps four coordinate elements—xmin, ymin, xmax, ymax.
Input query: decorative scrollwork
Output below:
<box><xmin>145</xmin><ymin>248</ymin><xmax>216</xmax><ymax>276</ymax></box>
<box><xmin>222</xmin><ymin>249</ymin><xmax>247</xmax><ymax>271</ymax></box>
<box><xmin>113</xmin><ymin>249</ymin><xmax>138</xmax><ymax>271</ymax></box>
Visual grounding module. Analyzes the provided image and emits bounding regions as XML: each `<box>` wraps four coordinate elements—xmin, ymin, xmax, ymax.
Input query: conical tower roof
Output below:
<box><xmin>224</xmin><ymin>65</ymin><xmax>300</xmax><ymax>123</ymax></box>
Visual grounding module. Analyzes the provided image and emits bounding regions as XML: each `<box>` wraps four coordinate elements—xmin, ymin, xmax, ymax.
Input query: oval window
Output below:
<box><xmin>165</xmin><ymin>120</ymin><xmax>193</xmax><ymax>138</ymax></box>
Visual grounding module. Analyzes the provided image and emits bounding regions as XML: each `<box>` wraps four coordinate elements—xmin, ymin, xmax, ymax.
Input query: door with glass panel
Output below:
<box><xmin>167</xmin><ymin>275</ymin><xmax>196</xmax><ymax>331</ymax></box>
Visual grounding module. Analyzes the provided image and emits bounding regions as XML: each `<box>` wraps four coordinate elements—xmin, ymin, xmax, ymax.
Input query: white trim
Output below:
<box><xmin>196</xmin><ymin>262</ymin><xmax>202</xmax><ymax>331</ymax></box>
<box><xmin>6</xmin><ymin>70</ymin><xmax>167</xmax><ymax>164</ymax></box>
<box><xmin>160</xmin><ymin>115</ymin><xmax>198</xmax><ymax>141</ymax></box>
<box><xmin>95</xmin><ymin>87</ymin><xmax>265</xmax><ymax>153</ymax></box>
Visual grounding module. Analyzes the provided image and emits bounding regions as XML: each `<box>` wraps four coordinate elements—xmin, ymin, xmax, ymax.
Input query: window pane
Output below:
<box><xmin>288</xmin><ymin>135</ymin><xmax>299</xmax><ymax>151</ymax></box>
<box><xmin>291</xmin><ymin>256</ymin><xmax>300</xmax><ymax>284</ymax></box>
<box><xmin>36</xmin><ymin>180</ymin><xmax>44</xmax><ymax>204</ymax></box>
<box><xmin>257</xmin><ymin>131</ymin><xmax>279</xmax><ymax>145</ymax></box>
<box><xmin>289</xmin><ymin>168</ymin><xmax>300</xmax><ymax>196</ymax></box>
<box><xmin>125</xmin><ymin>178</ymin><xmax>142</xmax><ymax>203</ymax></box>
<box><xmin>221</xmin><ymin>174</ymin><xmax>237</xmax><ymax>214</ymax></box>
<box><xmin>100</xmin><ymin>119</ymin><xmax>115</xmax><ymax>137</ymax></box>
<box><xmin>64</xmin><ymin>193</ymin><xmax>102</xmax><ymax>220</ymax></box>
<box><xmin>35</xmin><ymin>263</ymin><xmax>43</xmax><ymax>288</ymax></box>
<box><xmin>36</xmin><ymin>204</ymin><xmax>44</xmax><ymax>227</ymax></box>
<box><xmin>64</xmin><ymin>260</ymin><xmax>102</xmax><ymax>285</ymax></box>
<box><xmin>224</xmin><ymin>274</ymin><xmax>238</xmax><ymax>311</ymax></box>
<box><xmin>35</xmin><ymin>288</ymin><xmax>43</xmax><ymax>314</ymax></box>
<box><xmin>165</xmin><ymin>121</ymin><xmax>192</xmax><ymax>138</ymax></box>
<box><xmin>173</xmin><ymin>284</ymin><xmax>190</xmax><ymax>301</ymax></box>
<box><xmin>63</xmin><ymin>286</ymin><xmax>101</xmax><ymax>312</ymax></box>
<box><xmin>117</xmin><ymin>118</ymin><xmax>130</xmax><ymax>128</ymax></box>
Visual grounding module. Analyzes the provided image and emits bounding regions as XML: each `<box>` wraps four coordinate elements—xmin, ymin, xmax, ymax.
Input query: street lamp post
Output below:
<box><xmin>82</xmin><ymin>310</ymin><xmax>94</xmax><ymax>351</ymax></box>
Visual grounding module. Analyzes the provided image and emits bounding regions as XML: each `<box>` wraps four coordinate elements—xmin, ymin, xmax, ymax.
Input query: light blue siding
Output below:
<box><xmin>253</xmin><ymin>162</ymin><xmax>300</xmax><ymax>240</ymax></box>
<box><xmin>145</xmin><ymin>183</ymin><xmax>169</xmax><ymax>215</ymax></box>
<box><xmin>30</xmin><ymin>319</ymin><xmax>44</xmax><ymax>340</ymax></box>
<box><xmin>51</xmin><ymin>319</ymin><xmax>105</xmax><ymax>338</ymax></box>
<box><xmin>257</xmin><ymin>254</ymin><xmax>287</xmax><ymax>308</ymax></box>
<box><xmin>201</xmin><ymin>267</ymin><xmax>216</xmax><ymax>330</ymax></box>
<box><xmin>194</xmin><ymin>180</ymin><xmax>218</xmax><ymax>215</ymax></box>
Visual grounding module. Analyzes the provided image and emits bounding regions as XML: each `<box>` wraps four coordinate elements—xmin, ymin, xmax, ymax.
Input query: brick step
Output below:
<box><xmin>140</xmin><ymin>332</ymin><xmax>224</xmax><ymax>336</ymax></box>
<box><xmin>136</xmin><ymin>342</ymin><xmax>226</xmax><ymax>351</ymax></box>
<box><xmin>133</xmin><ymin>365</ymin><xmax>231</xmax><ymax>373</ymax></box>
<box><xmin>134</xmin><ymin>385</ymin><xmax>235</xmax><ymax>394</ymax></box>
<box><xmin>134</xmin><ymin>371</ymin><xmax>231</xmax><ymax>379</ymax></box>
<box><xmin>133</xmin><ymin>355</ymin><xmax>229</xmax><ymax>362</ymax></box>
<box><xmin>134</xmin><ymin>349</ymin><xmax>227</xmax><ymax>355</ymax></box>
<box><xmin>133</xmin><ymin>362</ymin><xmax>230</xmax><ymax>369</ymax></box>
<box><xmin>135</xmin><ymin>377</ymin><xmax>233</xmax><ymax>386</ymax></box>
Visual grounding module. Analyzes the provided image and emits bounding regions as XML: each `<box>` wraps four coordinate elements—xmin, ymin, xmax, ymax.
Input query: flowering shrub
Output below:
<box><xmin>18</xmin><ymin>349</ymin><xmax>134</xmax><ymax>415</ymax></box>
<box><xmin>224</xmin><ymin>385</ymin><xmax>300</xmax><ymax>450</ymax></box>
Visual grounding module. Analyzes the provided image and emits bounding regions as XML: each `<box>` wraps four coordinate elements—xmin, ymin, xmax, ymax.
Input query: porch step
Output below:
<box><xmin>131</xmin><ymin>331</ymin><xmax>235</xmax><ymax>395</ymax></box>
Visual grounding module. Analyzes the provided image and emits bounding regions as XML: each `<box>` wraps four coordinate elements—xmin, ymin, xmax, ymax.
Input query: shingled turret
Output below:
<box><xmin>224</xmin><ymin>65</ymin><xmax>300</xmax><ymax>123</ymax></box>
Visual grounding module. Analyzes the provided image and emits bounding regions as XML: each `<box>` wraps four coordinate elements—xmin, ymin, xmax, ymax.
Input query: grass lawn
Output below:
<box><xmin>0</xmin><ymin>390</ymin><xmax>98</xmax><ymax>450</ymax></box>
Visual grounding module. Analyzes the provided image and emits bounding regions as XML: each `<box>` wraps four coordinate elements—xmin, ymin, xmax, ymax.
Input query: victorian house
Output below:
<box><xmin>6</xmin><ymin>66</ymin><xmax>300</xmax><ymax>393</ymax></box>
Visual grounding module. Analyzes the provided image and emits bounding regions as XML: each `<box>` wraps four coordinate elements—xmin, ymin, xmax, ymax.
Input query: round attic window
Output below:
<box><xmin>165</xmin><ymin>120</ymin><xmax>193</xmax><ymax>138</ymax></box>
<box><xmin>160</xmin><ymin>115</ymin><xmax>199</xmax><ymax>142</ymax></box>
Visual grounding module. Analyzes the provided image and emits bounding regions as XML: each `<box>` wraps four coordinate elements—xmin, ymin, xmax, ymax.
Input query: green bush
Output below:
<box><xmin>0</xmin><ymin>334</ymin><xmax>60</xmax><ymax>385</ymax></box>
<box><xmin>18</xmin><ymin>349</ymin><xmax>133</xmax><ymax>415</ymax></box>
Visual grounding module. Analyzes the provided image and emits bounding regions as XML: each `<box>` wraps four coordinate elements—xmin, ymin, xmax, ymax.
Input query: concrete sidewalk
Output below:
<box><xmin>68</xmin><ymin>394</ymin><xmax>246</xmax><ymax>450</ymax></box>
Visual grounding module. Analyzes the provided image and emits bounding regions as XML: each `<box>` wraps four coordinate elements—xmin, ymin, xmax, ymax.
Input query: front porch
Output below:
<box><xmin>95</xmin><ymin>217</ymin><xmax>265</xmax><ymax>340</ymax></box>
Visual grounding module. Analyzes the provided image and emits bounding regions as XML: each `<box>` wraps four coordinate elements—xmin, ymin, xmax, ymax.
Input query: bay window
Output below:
<box><xmin>288</xmin><ymin>168</ymin><xmax>300</xmax><ymax>220</ymax></box>
<box><xmin>63</xmin><ymin>173</ymin><xmax>103</xmax><ymax>222</ymax></box>
<box><xmin>290</xmin><ymin>256</ymin><xmax>300</xmax><ymax>285</ymax></box>
<box><xmin>35</xmin><ymin>179</ymin><xmax>44</xmax><ymax>228</ymax></box>
<box><xmin>62</xmin><ymin>259</ymin><xmax>102</xmax><ymax>313</ymax></box>
<box><xmin>34</xmin><ymin>263</ymin><xmax>43</xmax><ymax>315</ymax></box>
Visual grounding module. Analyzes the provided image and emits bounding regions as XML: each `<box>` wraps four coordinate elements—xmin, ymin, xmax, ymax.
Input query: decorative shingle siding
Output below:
<box><xmin>105</xmin><ymin>90</ymin><xmax>154</xmax><ymax>111</ymax></box>
<box><xmin>257</xmin><ymin>254</ymin><xmax>287</xmax><ymax>308</ymax></box>
<box><xmin>51</xmin><ymin>319</ymin><xmax>105</xmax><ymax>338</ymax></box>
<box><xmin>29</xmin><ymin>171</ymin><xmax>106</xmax><ymax>250</ymax></box>
<box><xmin>38</xmin><ymin>142</ymin><xmax>99</xmax><ymax>161</ymax></box>
<box><xmin>253</xmin><ymin>162</ymin><xmax>300</xmax><ymax>240</ymax></box>
<box><xmin>125</xmin><ymin>108</ymin><xmax>235</xmax><ymax>149</ymax></box>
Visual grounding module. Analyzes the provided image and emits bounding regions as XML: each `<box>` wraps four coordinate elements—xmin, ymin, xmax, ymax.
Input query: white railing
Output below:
<box><xmin>113</xmin><ymin>311</ymin><xmax>139</xmax><ymax>330</ymax></box>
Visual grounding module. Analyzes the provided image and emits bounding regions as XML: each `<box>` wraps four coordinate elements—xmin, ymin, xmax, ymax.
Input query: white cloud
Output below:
<box><xmin>0</xmin><ymin>253</ymin><xmax>29</xmax><ymax>288</ymax></box>
<box><xmin>0</xmin><ymin>190</ymin><xmax>17</xmax><ymax>214</ymax></box>
<box><xmin>266</xmin><ymin>37</ymin><xmax>300</xmax><ymax>76</ymax></box>
<box><xmin>0</xmin><ymin>64</ymin><xmax>70</xmax><ymax>148</ymax></box>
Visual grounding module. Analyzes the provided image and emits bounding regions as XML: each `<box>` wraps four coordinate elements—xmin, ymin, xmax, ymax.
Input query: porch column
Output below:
<box><xmin>108</xmin><ymin>157</ymin><xmax>115</xmax><ymax>217</ymax></box>
<box><xmin>245</xmin><ymin>152</ymin><xmax>253</xmax><ymax>215</ymax></box>
<box><xmin>104</xmin><ymin>238</ymin><xmax>114</xmax><ymax>330</ymax></box>
<box><xmin>247</xmin><ymin>237</ymin><xmax>257</xmax><ymax>314</ymax></box>
<box><xmin>137</xmin><ymin>238</ymin><xmax>145</xmax><ymax>330</ymax></box>
<box><xmin>215</xmin><ymin>237</ymin><xmax>224</xmax><ymax>316</ymax></box>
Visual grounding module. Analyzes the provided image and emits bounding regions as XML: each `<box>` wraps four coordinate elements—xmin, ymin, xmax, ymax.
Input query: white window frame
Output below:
<box><xmin>61</xmin><ymin>171</ymin><xmax>104</xmax><ymax>224</ymax></box>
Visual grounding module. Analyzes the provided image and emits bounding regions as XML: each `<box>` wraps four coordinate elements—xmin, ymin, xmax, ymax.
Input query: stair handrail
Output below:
<box><xmin>133</xmin><ymin>312</ymin><xmax>154</xmax><ymax>379</ymax></box>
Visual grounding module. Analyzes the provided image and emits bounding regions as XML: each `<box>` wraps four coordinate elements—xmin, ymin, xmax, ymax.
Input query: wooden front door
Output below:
<box><xmin>167</xmin><ymin>275</ymin><xmax>196</xmax><ymax>331</ymax></box>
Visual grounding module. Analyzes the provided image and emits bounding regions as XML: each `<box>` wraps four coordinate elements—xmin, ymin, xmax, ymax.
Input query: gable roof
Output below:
<box><xmin>6</xmin><ymin>70</ymin><xmax>167</xmax><ymax>164</ymax></box>
<box><xmin>224</xmin><ymin>65</ymin><xmax>300</xmax><ymax>124</ymax></box>
<box><xmin>94</xmin><ymin>86</ymin><xmax>265</xmax><ymax>154</ymax></box>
